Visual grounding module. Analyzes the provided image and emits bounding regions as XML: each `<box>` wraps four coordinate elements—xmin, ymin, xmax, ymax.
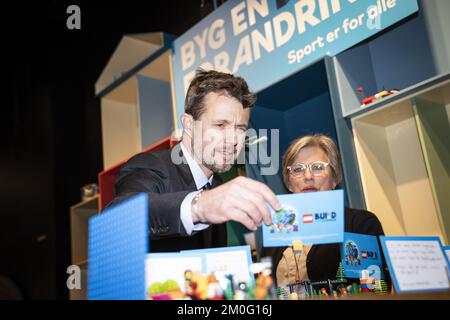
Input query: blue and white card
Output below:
<box><xmin>145</xmin><ymin>245</ymin><xmax>253</xmax><ymax>293</ymax></box>
<box><xmin>341</xmin><ymin>232</ymin><xmax>384</xmax><ymax>279</ymax></box>
<box><xmin>380</xmin><ymin>236</ymin><xmax>450</xmax><ymax>294</ymax></box>
<box><xmin>262</xmin><ymin>189</ymin><xmax>344</xmax><ymax>247</ymax></box>
<box><xmin>181</xmin><ymin>245</ymin><xmax>253</xmax><ymax>283</ymax></box>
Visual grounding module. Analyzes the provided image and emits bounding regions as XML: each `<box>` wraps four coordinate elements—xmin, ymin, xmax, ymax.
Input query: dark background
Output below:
<box><xmin>1</xmin><ymin>0</ymin><xmax>224</xmax><ymax>300</ymax></box>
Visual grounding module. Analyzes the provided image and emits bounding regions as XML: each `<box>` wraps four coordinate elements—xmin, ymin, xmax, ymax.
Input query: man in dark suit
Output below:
<box><xmin>108</xmin><ymin>69</ymin><xmax>281</xmax><ymax>252</ymax></box>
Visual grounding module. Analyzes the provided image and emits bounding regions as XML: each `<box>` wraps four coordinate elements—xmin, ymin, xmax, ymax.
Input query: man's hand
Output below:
<box><xmin>192</xmin><ymin>176</ymin><xmax>281</xmax><ymax>231</ymax></box>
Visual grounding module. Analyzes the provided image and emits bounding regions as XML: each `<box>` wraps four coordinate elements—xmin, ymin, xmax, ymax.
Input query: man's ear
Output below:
<box><xmin>181</xmin><ymin>113</ymin><xmax>193</xmax><ymax>137</ymax></box>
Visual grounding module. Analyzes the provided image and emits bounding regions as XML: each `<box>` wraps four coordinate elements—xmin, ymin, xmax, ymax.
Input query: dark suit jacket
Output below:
<box><xmin>262</xmin><ymin>207</ymin><xmax>388</xmax><ymax>284</ymax></box>
<box><xmin>107</xmin><ymin>148</ymin><xmax>227</xmax><ymax>252</ymax></box>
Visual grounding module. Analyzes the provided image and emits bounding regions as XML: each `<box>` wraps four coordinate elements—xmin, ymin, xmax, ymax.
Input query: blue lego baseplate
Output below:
<box><xmin>88</xmin><ymin>193</ymin><xmax>148</xmax><ymax>300</ymax></box>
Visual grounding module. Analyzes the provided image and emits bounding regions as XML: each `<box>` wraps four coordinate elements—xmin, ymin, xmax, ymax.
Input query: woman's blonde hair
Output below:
<box><xmin>282</xmin><ymin>134</ymin><xmax>342</xmax><ymax>189</ymax></box>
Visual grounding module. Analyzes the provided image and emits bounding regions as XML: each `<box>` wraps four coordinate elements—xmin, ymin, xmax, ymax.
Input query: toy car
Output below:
<box><xmin>357</xmin><ymin>87</ymin><xmax>399</xmax><ymax>107</ymax></box>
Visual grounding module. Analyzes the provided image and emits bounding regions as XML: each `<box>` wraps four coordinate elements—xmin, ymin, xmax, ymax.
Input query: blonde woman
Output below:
<box><xmin>264</xmin><ymin>134</ymin><xmax>386</xmax><ymax>287</ymax></box>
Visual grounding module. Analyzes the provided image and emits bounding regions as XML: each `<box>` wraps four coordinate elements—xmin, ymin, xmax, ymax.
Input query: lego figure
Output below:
<box><xmin>254</xmin><ymin>269</ymin><xmax>273</xmax><ymax>300</ymax></box>
<box><xmin>249</xmin><ymin>259</ymin><xmax>275</xmax><ymax>300</ymax></box>
<box><xmin>193</xmin><ymin>272</ymin><xmax>209</xmax><ymax>299</ymax></box>
<box><xmin>207</xmin><ymin>274</ymin><xmax>224</xmax><ymax>300</ymax></box>
<box><xmin>359</xmin><ymin>269</ymin><xmax>375</xmax><ymax>293</ymax></box>
<box><xmin>184</xmin><ymin>271</ymin><xmax>210</xmax><ymax>300</ymax></box>
<box><xmin>184</xmin><ymin>270</ymin><xmax>195</xmax><ymax>296</ymax></box>
<box><xmin>338</xmin><ymin>286</ymin><xmax>348</xmax><ymax>296</ymax></box>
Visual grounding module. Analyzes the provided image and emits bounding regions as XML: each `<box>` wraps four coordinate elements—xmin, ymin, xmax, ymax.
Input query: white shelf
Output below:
<box><xmin>352</xmin><ymin>77</ymin><xmax>450</xmax><ymax>244</ymax></box>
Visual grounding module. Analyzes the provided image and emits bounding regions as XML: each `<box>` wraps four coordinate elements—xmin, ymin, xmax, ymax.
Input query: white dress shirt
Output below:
<box><xmin>179</xmin><ymin>142</ymin><xmax>212</xmax><ymax>235</ymax></box>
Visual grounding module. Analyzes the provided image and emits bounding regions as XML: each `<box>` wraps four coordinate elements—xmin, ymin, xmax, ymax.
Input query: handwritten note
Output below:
<box><xmin>182</xmin><ymin>245</ymin><xmax>253</xmax><ymax>283</ymax></box>
<box><xmin>383</xmin><ymin>239</ymin><xmax>449</xmax><ymax>292</ymax></box>
<box><xmin>204</xmin><ymin>249</ymin><xmax>251</xmax><ymax>283</ymax></box>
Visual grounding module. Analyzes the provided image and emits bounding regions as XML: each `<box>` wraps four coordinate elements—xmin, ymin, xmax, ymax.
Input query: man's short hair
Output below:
<box><xmin>184</xmin><ymin>69</ymin><xmax>256</xmax><ymax>120</ymax></box>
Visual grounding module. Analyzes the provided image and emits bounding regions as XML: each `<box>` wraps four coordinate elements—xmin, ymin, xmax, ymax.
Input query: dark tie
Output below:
<box><xmin>200</xmin><ymin>182</ymin><xmax>212</xmax><ymax>191</ymax></box>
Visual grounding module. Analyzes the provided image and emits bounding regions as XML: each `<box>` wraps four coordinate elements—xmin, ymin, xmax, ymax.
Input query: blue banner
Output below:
<box><xmin>171</xmin><ymin>0</ymin><xmax>419</xmax><ymax>128</ymax></box>
<box><xmin>262</xmin><ymin>189</ymin><xmax>344</xmax><ymax>247</ymax></box>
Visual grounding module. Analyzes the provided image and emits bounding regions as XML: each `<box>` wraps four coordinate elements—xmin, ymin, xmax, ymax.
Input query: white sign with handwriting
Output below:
<box><xmin>382</xmin><ymin>238</ymin><xmax>449</xmax><ymax>293</ymax></box>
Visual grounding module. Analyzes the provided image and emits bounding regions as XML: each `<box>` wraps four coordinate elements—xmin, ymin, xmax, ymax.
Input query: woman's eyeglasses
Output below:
<box><xmin>287</xmin><ymin>161</ymin><xmax>330</xmax><ymax>177</ymax></box>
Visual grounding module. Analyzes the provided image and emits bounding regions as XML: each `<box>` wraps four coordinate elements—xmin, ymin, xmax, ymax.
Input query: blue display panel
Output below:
<box><xmin>88</xmin><ymin>193</ymin><xmax>149</xmax><ymax>300</ymax></box>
